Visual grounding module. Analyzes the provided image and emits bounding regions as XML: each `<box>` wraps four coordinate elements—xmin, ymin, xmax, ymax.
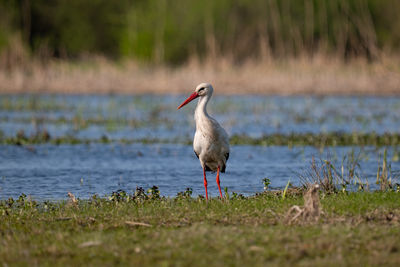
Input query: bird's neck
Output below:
<box><xmin>194</xmin><ymin>94</ymin><xmax>212</xmax><ymax>125</ymax></box>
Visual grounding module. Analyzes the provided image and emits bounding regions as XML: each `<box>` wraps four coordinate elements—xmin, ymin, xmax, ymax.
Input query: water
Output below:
<box><xmin>1</xmin><ymin>95</ymin><xmax>400</xmax><ymax>199</ymax></box>
<box><xmin>2</xmin><ymin>95</ymin><xmax>400</xmax><ymax>139</ymax></box>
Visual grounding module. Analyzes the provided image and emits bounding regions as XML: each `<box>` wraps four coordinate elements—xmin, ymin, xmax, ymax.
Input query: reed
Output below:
<box><xmin>1</xmin><ymin>0</ymin><xmax>400</xmax><ymax>64</ymax></box>
<box><xmin>0</xmin><ymin>55</ymin><xmax>399</xmax><ymax>95</ymax></box>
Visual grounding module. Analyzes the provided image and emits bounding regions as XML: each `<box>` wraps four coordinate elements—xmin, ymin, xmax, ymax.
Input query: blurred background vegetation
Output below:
<box><xmin>1</xmin><ymin>0</ymin><xmax>400</xmax><ymax>67</ymax></box>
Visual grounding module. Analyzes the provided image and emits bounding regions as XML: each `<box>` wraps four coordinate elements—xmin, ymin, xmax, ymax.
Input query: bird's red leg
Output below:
<box><xmin>203</xmin><ymin>167</ymin><xmax>208</xmax><ymax>200</ymax></box>
<box><xmin>216</xmin><ymin>166</ymin><xmax>223</xmax><ymax>198</ymax></box>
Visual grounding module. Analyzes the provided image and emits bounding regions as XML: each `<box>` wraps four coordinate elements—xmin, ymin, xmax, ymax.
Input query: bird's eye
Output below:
<box><xmin>198</xmin><ymin>87</ymin><xmax>205</xmax><ymax>92</ymax></box>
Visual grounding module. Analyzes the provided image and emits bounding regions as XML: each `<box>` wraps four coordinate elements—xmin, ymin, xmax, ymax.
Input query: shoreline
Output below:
<box><xmin>1</xmin><ymin>57</ymin><xmax>399</xmax><ymax>95</ymax></box>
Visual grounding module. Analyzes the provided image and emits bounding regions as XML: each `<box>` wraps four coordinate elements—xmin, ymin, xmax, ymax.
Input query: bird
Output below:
<box><xmin>177</xmin><ymin>83</ymin><xmax>230</xmax><ymax>200</ymax></box>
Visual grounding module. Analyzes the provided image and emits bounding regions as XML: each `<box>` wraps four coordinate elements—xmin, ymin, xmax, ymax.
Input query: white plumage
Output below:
<box><xmin>177</xmin><ymin>83</ymin><xmax>230</xmax><ymax>199</ymax></box>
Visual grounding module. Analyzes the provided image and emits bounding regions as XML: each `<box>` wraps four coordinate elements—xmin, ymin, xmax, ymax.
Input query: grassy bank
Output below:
<box><xmin>1</xmin><ymin>191</ymin><xmax>400</xmax><ymax>266</ymax></box>
<box><xmin>1</xmin><ymin>57</ymin><xmax>400</xmax><ymax>95</ymax></box>
<box><xmin>2</xmin><ymin>130</ymin><xmax>400</xmax><ymax>147</ymax></box>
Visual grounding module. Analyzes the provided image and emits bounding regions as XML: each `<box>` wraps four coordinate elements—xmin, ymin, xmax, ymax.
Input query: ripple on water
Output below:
<box><xmin>0</xmin><ymin>144</ymin><xmax>399</xmax><ymax>199</ymax></box>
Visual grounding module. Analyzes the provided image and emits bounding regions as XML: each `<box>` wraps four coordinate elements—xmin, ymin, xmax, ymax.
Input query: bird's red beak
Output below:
<box><xmin>177</xmin><ymin>92</ymin><xmax>199</xmax><ymax>110</ymax></box>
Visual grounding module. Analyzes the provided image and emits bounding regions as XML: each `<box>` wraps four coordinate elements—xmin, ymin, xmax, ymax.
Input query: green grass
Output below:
<box><xmin>230</xmin><ymin>133</ymin><xmax>400</xmax><ymax>147</ymax></box>
<box><xmin>1</xmin><ymin>191</ymin><xmax>400</xmax><ymax>266</ymax></box>
<box><xmin>2</xmin><ymin>131</ymin><xmax>400</xmax><ymax>147</ymax></box>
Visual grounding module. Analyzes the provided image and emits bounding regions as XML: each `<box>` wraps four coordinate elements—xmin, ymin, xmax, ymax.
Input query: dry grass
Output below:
<box><xmin>0</xmin><ymin>55</ymin><xmax>400</xmax><ymax>95</ymax></box>
<box><xmin>286</xmin><ymin>184</ymin><xmax>322</xmax><ymax>224</ymax></box>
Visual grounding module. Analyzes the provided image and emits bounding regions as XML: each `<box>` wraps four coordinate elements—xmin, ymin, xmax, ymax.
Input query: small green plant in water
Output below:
<box><xmin>230</xmin><ymin>191</ymin><xmax>245</xmax><ymax>200</ymax></box>
<box><xmin>176</xmin><ymin>188</ymin><xmax>193</xmax><ymax>199</ymax></box>
<box><xmin>17</xmin><ymin>193</ymin><xmax>27</xmax><ymax>204</ymax></box>
<box><xmin>282</xmin><ymin>180</ymin><xmax>291</xmax><ymax>200</ymax></box>
<box><xmin>6</xmin><ymin>197</ymin><xmax>14</xmax><ymax>208</ymax></box>
<box><xmin>133</xmin><ymin>187</ymin><xmax>148</xmax><ymax>202</ymax></box>
<box><xmin>262</xmin><ymin>178</ymin><xmax>271</xmax><ymax>191</ymax></box>
<box><xmin>109</xmin><ymin>190</ymin><xmax>130</xmax><ymax>203</ymax></box>
<box><xmin>224</xmin><ymin>187</ymin><xmax>229</xmax><ymax>199</ymax></box>
<box><xmin>147</xmin><ymin>186</ymin><xmax>160</xmax><ymax>200</ymax></box>
<box><xmin>395</xmin><ymin>183</ymin><xmax>400</xmax><ymax>193</ymax></box>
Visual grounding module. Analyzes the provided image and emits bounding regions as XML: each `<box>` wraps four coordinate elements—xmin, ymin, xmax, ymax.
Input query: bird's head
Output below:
<box><xmin>177</xmin><ymin>83</ymin><xmax>213</xmax><ymax>110</ymax></box>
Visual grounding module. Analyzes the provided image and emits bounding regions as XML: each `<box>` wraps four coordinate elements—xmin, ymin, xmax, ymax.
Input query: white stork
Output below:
<box><xmin>177</xmin><ymin>83</ymin><xmax>230</xmax><ymax>200</ymax></box>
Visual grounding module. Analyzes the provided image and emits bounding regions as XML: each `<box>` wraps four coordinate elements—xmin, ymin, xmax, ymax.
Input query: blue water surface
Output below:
<box><xmin>0</xmin><ymin>95</ymin><xmax>399</xmax><ymax>199</ymax></box>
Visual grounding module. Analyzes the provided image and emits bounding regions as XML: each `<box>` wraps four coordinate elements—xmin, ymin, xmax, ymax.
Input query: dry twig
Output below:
<box><xmin>67</xmin><ymin>192</ymin><xmax>78</xmax><ymax>206</ymax></box>
<box><xmin>125</xmin><ymin>221</ymin><xmax>152</xmax><ymax>227</ymax></box>
<box><xmin>286</xmin><ymin>184</ymin><xmax>322</xmax><ymax>224</ymax></box>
